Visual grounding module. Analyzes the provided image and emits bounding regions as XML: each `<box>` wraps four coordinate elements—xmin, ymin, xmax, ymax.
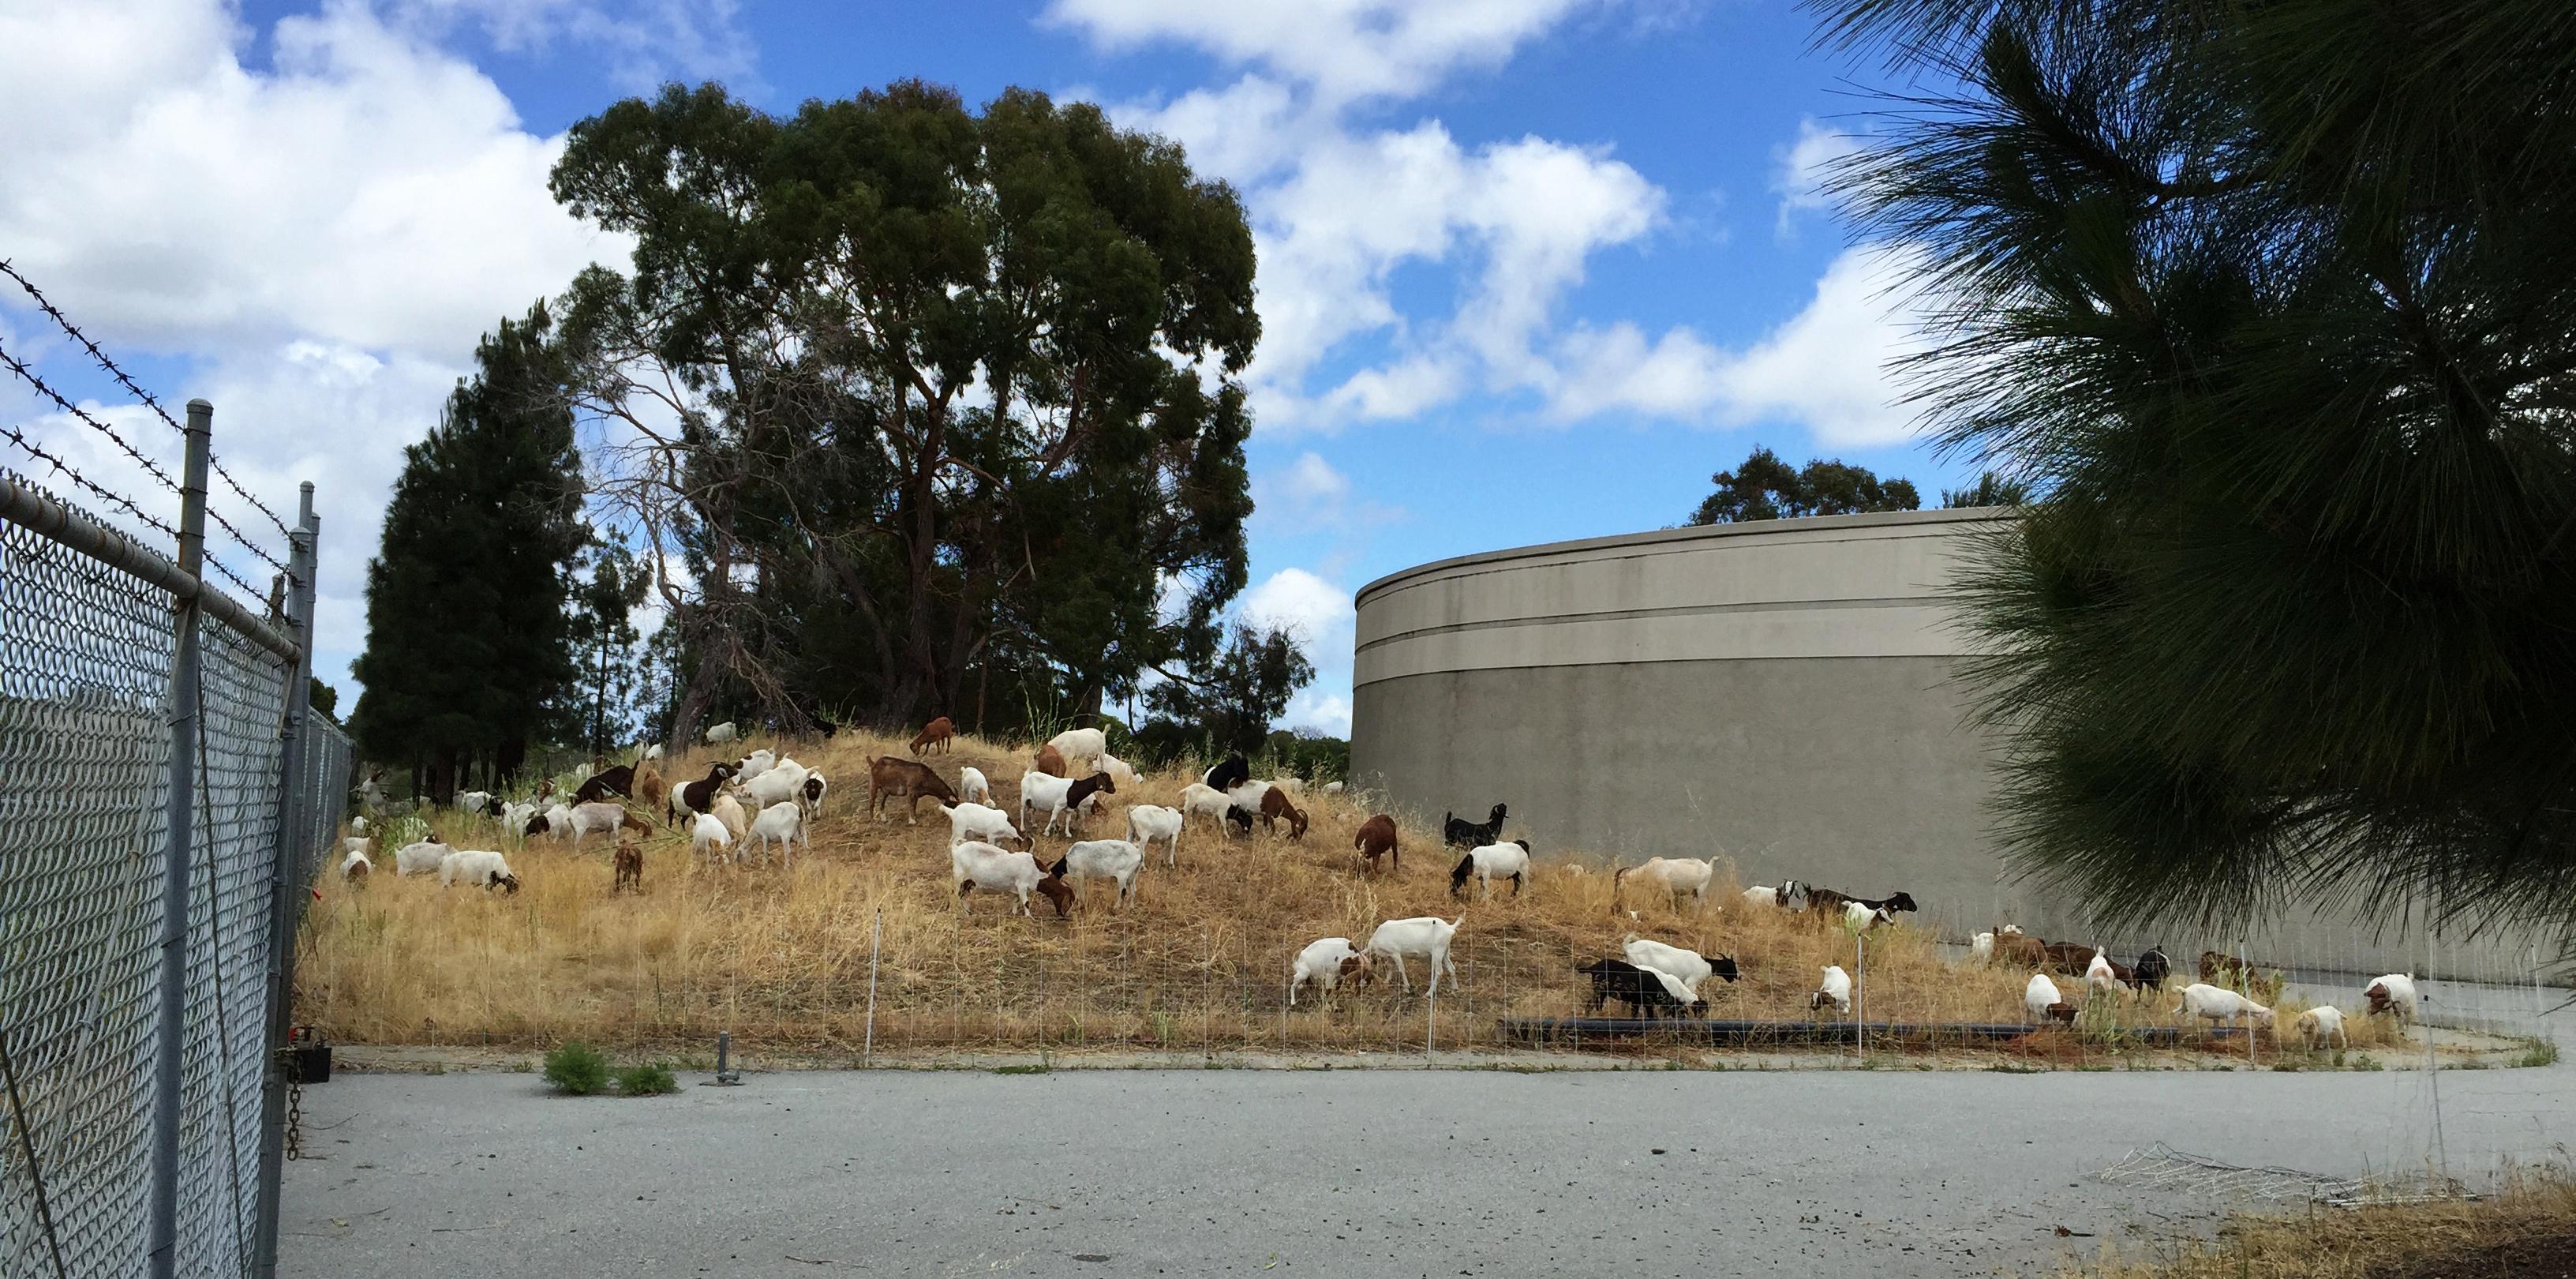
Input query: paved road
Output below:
<box><xmin>282</xmin><ymin>1061</ymin><xmax>2575</xmax><ymax>1278</ymax></box>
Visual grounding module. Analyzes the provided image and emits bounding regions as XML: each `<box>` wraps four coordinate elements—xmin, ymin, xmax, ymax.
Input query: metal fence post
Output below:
<box><xmin>249</xmin><ymin>482</ymin><xmax>316</xmax><ymax>1278</ymax></box>
<box><xmin>146</xmin><ymin>400</ymin><xmax>212</xmax><ymax>1279</ymax></box>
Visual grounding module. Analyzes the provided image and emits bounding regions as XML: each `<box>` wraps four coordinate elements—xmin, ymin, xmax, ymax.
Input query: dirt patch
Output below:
<box><xmin>2367</xmin><ymin>1231</ymin><xmax>2576</xmax><ymax>1279</ymax></box>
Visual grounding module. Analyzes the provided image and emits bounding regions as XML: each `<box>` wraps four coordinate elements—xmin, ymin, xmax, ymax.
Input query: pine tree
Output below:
<box><xmin>349</xmin><ymin>302</ymin><xmax>590</xmax><ymax>799</ymax></box>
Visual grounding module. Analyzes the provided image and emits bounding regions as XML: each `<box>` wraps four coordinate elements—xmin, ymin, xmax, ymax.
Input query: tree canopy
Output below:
<box><xmin>549</xmin><ymin>81</ymin><xmax>1260</xmax><ymax>741</ymax></box>
<box><xmin>348</xmin><ymin>302</ymin><xmax>590</xmax><ymax>797</ymax></box>
<box><xmin>1687</xmin><ymin>445</ymin><xmax>1921</xmax><ymax>524</ymax></box>
<box><xmin>1130</xmin><ymin>624</ymin><xmax>1316</xmax><ymax>763</ymax></box>
<box><xmin>1822</xmin><ymin>0</ymin><xmax>2576</xmax><ymax>937</ymax></box>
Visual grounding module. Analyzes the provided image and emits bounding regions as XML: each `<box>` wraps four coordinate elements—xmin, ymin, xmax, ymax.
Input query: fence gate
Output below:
<box><xmin>0</xmin><ymin>399</ymin><xmax>344</xmax><ymax>1279</ymax></box>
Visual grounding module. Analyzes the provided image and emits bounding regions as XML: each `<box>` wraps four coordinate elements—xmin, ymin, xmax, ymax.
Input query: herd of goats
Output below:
<box><xmin>334</xmin><ymin>720</ymin><xmax>2432</xmax><ymax>1045</ymax></box>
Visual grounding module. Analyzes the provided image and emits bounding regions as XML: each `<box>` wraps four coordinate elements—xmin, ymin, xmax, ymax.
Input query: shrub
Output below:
<box><xmin>543</xmin><ymin>1041</ymin><xmax>610</xmax><ymax>1095</ymax></box>
<box><xmin>613</xmin><ymin>1061</ymin><xmax>678</xmax><ymax>1096</ymax></box>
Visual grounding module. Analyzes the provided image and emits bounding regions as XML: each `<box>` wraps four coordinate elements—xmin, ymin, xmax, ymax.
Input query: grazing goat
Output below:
<box><xmin>703</xmin><ymin>721</ymin><xmax>737</xmax><ymax>745</ymax></box>
<box><xmin>1045</xmin><ymin>728</ymin><xmax>1107</xmax><ymax>773</ymax></box>
<box><xmin>868</xmin><ymin>756</ymin><xmax>959</xmax><ymax>823</ymax></box>
<box><xmin>747</xmin><ymin>801</ymin><xmax>807</xmax><ymax>867</ymax></box>
<box><xmin>1201</xmin><ymin>752</ymin><xmax>1249</xmax><ymax>794</ymax></box>
<box><xmin>1622</xmin><ymin>936</ymin><xmax>1739</xmax><ymax>992</ymax></box>
<box><xmin>2198</xmin><ymin>951</ymin><xmax>2252</xmax><ymax>987</ymax></box>
<box><xmin>393</xmin><ymin>837</ymin><xmax>455</xmax><ymax>876</ymax></box>
<box><xmin>438</xmin><ymin>849</ymin><xmax>520</xmax><ymax>893</ymax></box>
<box><xmin>736</xmin><ymin>749</ymin><xmax>777</xmax><ymax>784</ymax></box>
<box><xmin>1353</xmin><ymin>814</ymin><xmax>1399</xmax><ymax>874</ymax></box>
<box><xmin>640</xmin><ymin>743</ymin><xmax>663</xmax><ymax>763</ymax></box>
<box><xmin>1020</xmin><ymin>770</ymin><xmax>1115</xmax><ymax>838</ymax></box>
<box><xmin>1288</xmin><ymin>939</ymin><xmax>1374</xmax><ymax>1006</ymax></box>
<box><xmin>456</xmin><ymin>790</ymin><xmax>495</xmax><ymax>816</ymax></box>
<box><xmin>1971</xmin><ymin>932</ymin><xmax>1995</xmax><ymax>964</ymax></box>
<box><xmin>1125</xmin><ymin>804</ymin><xmax>1184</xmax><ymax>868</ymax></box>
<box><xmin>1258</xmin><ymin>786</ymin><xmax>1309</xmax><ymax>840</ymax></box>
<box><xmin>1740</xmin><ymin>880</ymin><xmax>1804</xmax><ymax>910</ymax></box>
<box><xmin>2175</xmin><ymin>983</ymin><xmax>2274</xmax><ymax>1030</ymax></box>
<box><xmin>2025</xmin><ymin>973</ymin><xmax>2076</xmax><ymax>1022</ymax></box>
<box><xmin>2040</xmin><ymin>941</ymin><xmax>2098</xmax><ymax>974</ymax></box>
<box><xmin>802</xmin><ymin>772</ymin><xmax>828</xmax><ymax>819</ymax></box>
<box><xmin>2364</xmin><ymin>973</ymin><xmax>2420</xmax><ymax>1022</ymax></box>
<box><xmin>339</xmin><ymin>848</ymin><xmax>372</xmax><ymax>883</ymax></box>
<box><xmin>1049</xmin><ymin>840</ymin><xmax>1145</xmax><ymax>911</ymax></box>
<box><xmin>1223</xmin><ymin>805</ymin><xmax>1256</xmax><ymax>838</ymax></box>
<box><xmin>2133</xmin><ymin>947</ymin><xmax>2173</xmax><ymax>991</ymax></box>
<box><xmin>612</xmin><ymin>838</ymin><xmax>644</xmax><ymax>895</ymax></box>
<box><xmin>571</xmin><ymin>764</ymin><xmax>635</xmax><ymax>805</ymax></box>
<box><xmin>1097</xmin><ymin>752</ymin><xmax>1138</xmax><ymax>789</ymax></box>
<box><xmin>1810</xmin><ymin>966</ymin><xmax>1852</xmax><ymax>1014</ymax></box>
<box><xmin>2085</xmin><ymin>949</ymin><xmax>2138</xmax><ymax>996</ymax></box>
<box><xmin>1615</xmin><ymin>857</ymin><xmax>1717</xmax><ymax>913</ymax></box>
<box><xmin>1843</xmin><ymin>902</ymin><xmax>1895</xmax><ymax>931</ymax></box>
<box><xmin>950</xmin><ymin>841</ymin><xmax>1073</xmax><ymax>918</ymax></box>
<box><xmin>1577</xmin><ymin>958</ymin><xmax>1703</xmax><ymax>1018</ymax></box>
<box><xmin>690</xmin><ymin>812</ymin><xmax>732</xmax><ymax>863</ymax></box>
<box><xmin>958</xmin><ymin>766</ymin><xmax>992</xmax><ymax>806</ymax></box>
<box><xmin>1322</xmin><ymin>781</ymin><xmax>1344</xmax><ymax>796</ymax></box>
<box><xmin>671</xmin><ymin>762</ymin><xmax>739</xmax><ymax>821</ymax></box>
<box><xmin>940</xmin><ymin>801</ymin><xmax>1026</xmax><ymax>850</ymax></box>
<box><xmin>568</xmin><ymin>801</ymin><xmax>650</xmax><ymax>850</ymax></box>
<box><xmin>634</xmin><ymin>764</ymin><xmax>668</xmax><ymax>827</ymax></box>
<box><xmin>1443</xmin><ymin>803</ymin><xmax>1507</xmax><ymax>850</ymax></box>
<box><xmin>1451</xmin><ymin>839</ymin><xmax>1532</xmax><ymax>900</ymax></box>
<box><xmin>2297</xmin><ymin>1005</ymin><xmax>2348</xmax><ymax>1048</ymax></box>
<box><xmin>1364</xmin><ymin>917</ymin><xmax>1462</xmax><ymax>996</ymax></box>
<box><xmin>1992</xmin><ymin>932</ymin><xmax>2047</xmax><ymax>968</ymax></box>
<box><xmin>909</xmin><ymin>716</ymin><xmax>955</xmax><ymax>756</ymax></box>
<box><xmin>1807</xmin><ymin>888</ymin><xmax>1919</xmax><ymax>921</ymax></box>
<box><xmin>1034</xmin><ymin>743</ymin><xmax>1068</xmax><ymax>778</ymax></box>
<box><xmin>741</xmin><ymin>758</ymin><xmax>811</xmax><ymax>810</ymax></box>
<box><xmin>1178</xmin><ymin>782</ymin><xmax>1233</xmax><ymax>830</ymax></box>
<box><xmin>710</xmin><ymin>793</ymin><xmax>748</xmax><ymax>841</ymax></box>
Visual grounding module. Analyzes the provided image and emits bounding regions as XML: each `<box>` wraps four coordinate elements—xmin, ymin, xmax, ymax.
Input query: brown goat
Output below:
<box><xmin>2039</xmin><ymin>941</ymin><xmax>2097</xmax><ymax>975</ymax></box>
<box><xmin>633</xmin><ymin>763</ymin><xmax>668</xmax><ymax>827</ymax></box>
<box><xmin>571</xmin><ymin>763</ymin><xmax>635</xmax><ymax>805</ymax></box>
<box><xmin>910</xmin><ymin>715</ymin><xmax>955</xmax><ymax>756</ymax></box>
<box><xmin>1259</xmin><ymin>786</ymin><xmax>1309</xmax><ymax>840</ymax></box>
<box><xmin>1991</xmin><ymin>933</ymin><xmax>2047</xmax><ymax>968</ymax></box>
<box><xmin>2200</xmin><ymin>951</ymin><xmax>2252</xmax><ymax>986</ymax></box>
<box><xmin>2042</xmin><ymin>1002</ymin><xmax>2079</xmax><ymax>1024</ymax></box>
<box><xmin>612</xmin><ymin>837</ymin><xmax>644</xmax><ymax>895</ymax></box>
<box><xmin>1354</xmin><ymin>813</ymin><xmax>1398</xmax><ymax>873</ymax></box>
<box><xmin>1035</xmin><ymin>742</ymin><xmax>1067</xmax><ymax>778</ymax></box>
<box><xmin>867</xmin><ymin>756</ymin><xmax>959</xmax><ymax>823</ymax></box>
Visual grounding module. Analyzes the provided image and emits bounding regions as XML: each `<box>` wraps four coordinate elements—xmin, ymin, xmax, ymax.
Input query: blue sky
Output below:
<box><xmin>2</xmin><ymin>1</ymin><xmax>1973</xmax><ymax>735</ymax></box>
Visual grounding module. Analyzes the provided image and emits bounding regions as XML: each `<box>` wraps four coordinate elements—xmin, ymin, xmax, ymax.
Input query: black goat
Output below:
<box><xmin>675</xmin><ymin>762</ymin><xmax>738</xmax><ymax>820</ymax></box>
<box><xmin>1803</xmin><ymin>887</ymin><xmax>1917</xmax><ymax>917</ymax></box>
<box><xmin>1203</xmin><ymin>752</ymin><xmax>1250</xmax><ymax>794</ymax></box>
<box><xmin>2132</xmin><ymin>946</ymin><xmax>2172</xmax><ymax>991</ymax></box>
<box><xmin>1443</xmin><ymin>802</ymin><xmax>1507</xmax><ymax>850</ymax></box>
<box><xmin>571</xmin><ymin>763</ymin><xmax>635</xmax><ymax>805</ymax></box>
<box><xmin>1223</xmin><ymin>805</ymin><xmax>1256</xmax><ymax>837</ymax></box>
<box><xmin>1576</xmin><ymin>958</ymin><xmax>1704</xmax><ymax>1019</ymax></box>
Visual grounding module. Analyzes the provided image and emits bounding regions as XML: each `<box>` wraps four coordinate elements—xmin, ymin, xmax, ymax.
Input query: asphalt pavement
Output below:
<box><xmin>280</xmin><ymin>1060</ymin><xmax>2576</xmax><ymax>1278</ymax></box>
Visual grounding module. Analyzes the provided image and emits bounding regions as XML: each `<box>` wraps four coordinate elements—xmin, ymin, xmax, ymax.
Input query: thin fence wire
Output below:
<box><xmin>0</xmin><ymin>467</ymin><xmax>339</xmax><ymax>1279</ymax></box>
<box><xmin>2100</xmin><ymin>1142</ymin><xmax>2474</xmax><ymax>1207</ymax></box>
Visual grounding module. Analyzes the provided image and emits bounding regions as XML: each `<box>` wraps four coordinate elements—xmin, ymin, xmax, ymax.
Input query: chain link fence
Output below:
<box><xmin>0</xmin><ymin>453</ymin><xmax>341</xmax><ymax>1279</ymax></box>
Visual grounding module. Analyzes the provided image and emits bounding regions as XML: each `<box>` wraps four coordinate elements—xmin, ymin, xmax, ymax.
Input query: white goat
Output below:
<box><xmin>2175</xmin><ymin>982</ymin><xmax>2275</xmax><ymax>1029</ymax></box>
<box><xmin>703</xmin><ymin>721</ymin><xmax>738</xmax><ymax>745</ymax></box>
<box><xmin>2025</xmin><ymin>973</ymin><xmax>2066</xmax><ymax>1021</ymax></box>
<box><xmin>1810</xmin><ymin>965</ymin><xmax>1852</xmax><ymax>1013</ymax></box>
<box><xmin>1288</xmin><ymin>937</ymin><xmax>1373</xmax><ymax>1006</ymax></box>
<box><xmin>1019</xmin><ymin>770</ymin><xmax>1110</xmax><ymax>838</ymax></box>
<box><xmin>690</xmin><ymin>812</ymin><xmax>732</xmax><ymax>863</ymax></box>
<box><xmin>1050</xmin><ymin>839</ymin><xmax>1145</xmax><ymax>910</ymax></box>
<box><xmin>801</xmin><ymin>772</ymin><xmax>829</xmax><ymax>820</ymax></box>
<box><xmin>1364</xmin><ymin>917</ymin><xmax>1462</xmax><ymax>996</ymax></box>
<box><xmin>349</xmin><ymin>814</ymin><xmax>368</xmax><ymax>835</ymax></box>
<box><xmin>736</xmin><ymin>748</ymin><xmax>777</xmax><ymax>784</ymax></box>
<box><xmin>567</xmin><ymin>801</ymin><xmax>638</xmax><ymax>850</ymax></box>
<box><xmin>950</xmin><ymin>841</ymin><xmax>1068</xmax><ymax>917</ymax></box>
<box><xmin>2364</xmin><ymin>973</ymin><xmax>2421</xmax><ymax>1022</ymax></box>
<box><xmin>1452</xmin><ymin>839</ymin><xmax>1532</xmax><ymax>900</ymax></box>
<box><xmin>640</xmin><ymin>743</ymin><xmax>664</xmax><ymax>762</ymax></box>
<box><xmin>1843</xmin><ymin>901</ymin><xmax>1895</xmax><ymax>930</ymax></box>
<box><xmin>747</xmin><ymin>800</ymin><xmax>807</xmax><ymax>867</ymax></box>
<box><xmin>1045</xmin><ymin>727</ymin><xmax>1107</xmax><ymax>772</ymax></box>
<box><xmin>1125</xmin><ymin>804</ymin><xmax>1184</xmax><ymax>868</ymax></box>
<box><xmin>1178</xmin><ymin>782</ymin><xmax>1232</xmax><ymax>828</ymax></box>
<box><xmin>2296</xmin><ymin>1004</ymin><xmax>2348</xmax><ymax>1048</ymax></box>
<box><xmin>1096</xmin><ymin>752</ymin><xmax>1138</xmax><ymax>789</ymax></box>
<box><xmin>456</xmin><ymin>790</ymin><xmax>494</xmax><ymax>815</ymax></box>
<box><xmin>339</xmin><ymin>848</ymin><xmax>372</xmax><ymax>882</ymax></box>
<box><xmin>1616</xmin><ymin>857</ymin><xmax>1717</xmax><ymax>911</ymax></box>
<box><xmin>1970</xmin><ymin>932</ymin><xmax>1996</xmax><ymax>964</ymax></box>
<box><xmin>941</xmin><ymin>801</ymin><xmax>1025</xmax><ymax>850</ymax></box>
<box><xmin>392</xmin><ymin>838</ymin><xmax>455</xmax><ymax>876</ymax></box>
<box><xmin>957</xmin><ymin>766</ymin><xmax>992</xmax><ymax>806</ymax></box>
<box><xmin>437</xmin><ymin>849</ymin><xmax>519</xmax><ymax>892</ymax></box>
<box><xmin>2084</xmin><ymin>948</ymin><xmax>2123</xmax><ymax>997</ymax></box>
<box><xmin>1623</xmin><ymin>935</ymin><xmax>1735</xmax><ymax>992</ymax></box>
<box><xmin>740</xmin><ymin>759</ymin><xmax>811</xmax><ymax>811</ymax></box>
<box><xmin>711</xmin><ymin>793</ymin><xmax>748</xmax><ymax>841</ymax></box>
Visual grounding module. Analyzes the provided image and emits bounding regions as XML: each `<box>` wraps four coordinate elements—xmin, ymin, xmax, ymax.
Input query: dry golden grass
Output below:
<box><xmin>295</xmin><ymin>729</ymin><xmax>2414</xmax><ymax>1061</ymax></box>
<box><xmin>2048</xmin><ymin>1174</ymin><xmax>2576</xmax><ymax>1278</ymax></box>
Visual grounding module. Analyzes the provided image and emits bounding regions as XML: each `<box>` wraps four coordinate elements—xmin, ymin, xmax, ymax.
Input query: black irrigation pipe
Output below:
<box><xmin>1498</xmin><ymin>1018</ymin><xmax>2252</xmax><ymax>1047</ymax></box>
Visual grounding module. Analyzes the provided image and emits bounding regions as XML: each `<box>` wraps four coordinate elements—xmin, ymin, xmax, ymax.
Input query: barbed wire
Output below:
<box><xmin>0</xmin><ymin>258</ymin><xmax>293</xmax><ymax>540</ymax></box>
<box><xmin>0</xmin><ymin>428</ymin><xmax>264</xmax><ymax>600</ymax></box>
<box><xmin>0</xmin><ymin>332</ymin><xmax>289</xmax><ymax>579</ymax></box>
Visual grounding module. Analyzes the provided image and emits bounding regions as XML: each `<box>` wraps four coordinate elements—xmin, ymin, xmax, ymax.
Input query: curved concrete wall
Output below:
<box><xmin>1352</xmin><ymin>510</ymin><xmax>2542</xmax><ymax>985</ymax></box>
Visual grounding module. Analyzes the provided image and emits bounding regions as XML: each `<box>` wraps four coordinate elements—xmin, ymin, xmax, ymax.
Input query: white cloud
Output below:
<box><xmin>385</xmin><ymin>0</ymin><xmax>754</xmax><ymax>89</ymax></box>
<box><xmin>1239</xmin><ymin>566</ymin><xmax>1354</xmax><ymax>648</ymax></box>
<box><xmin>1285</xmin><ymin>691</ymin><xmax>1353</xmax><ymax>737</ymax></box>
<box><xmin>1048</xmin><ymin>0</ymin><xmax>1601</xmax><ymax>107</ymax></box>
<box><xmin>1772</xmin><ymin>117</ymin><xmax>1862</xmax><ymax>234</ymax></box>
<box><xmin>0</xmin><ymin>0</ymin><xmax>661</xmax><ymax>697</ymax></box>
